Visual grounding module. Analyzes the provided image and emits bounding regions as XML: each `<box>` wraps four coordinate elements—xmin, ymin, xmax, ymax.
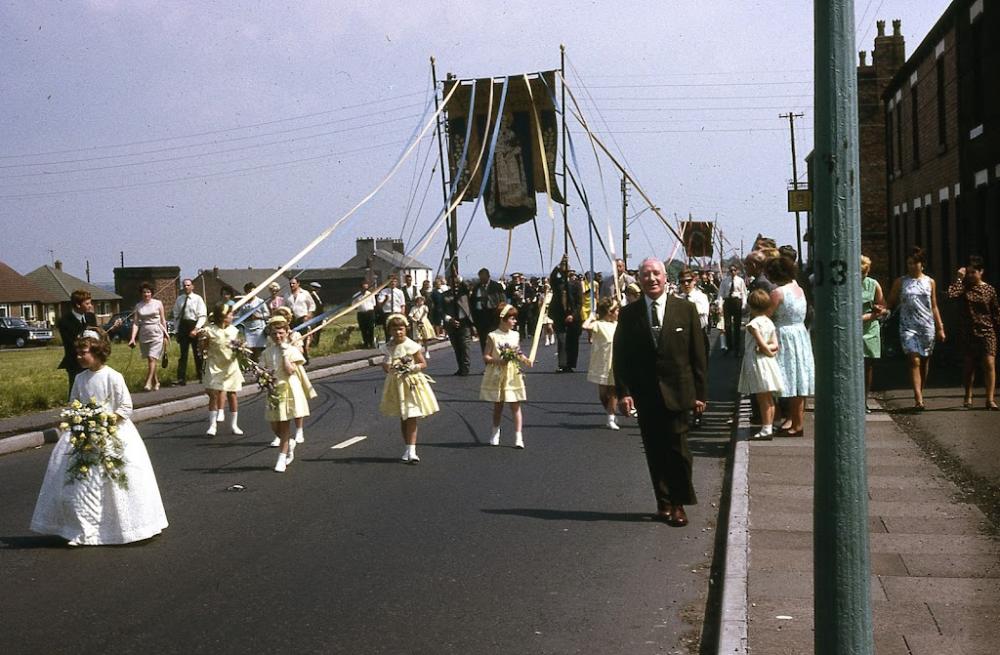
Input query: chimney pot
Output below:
<box><xmin>877</xmin><ymin>20</ymin><xmax>885</xmax><ymax>37</ymax></box>
<box><xmin>54</xmin><ymin>260</ymin><xmax>63</xmax><ymax>270</ymax></box>
<box><xmin>859</xmin><ymin>51</ymin><xmax>868</xmax><ymax>66</ymax></box>
<box><xmin>892</xmin><ymin>19</ymin><xmax>901</xmax><ymax>36</ymax></box>
<box><xmin>213</xmin><ymin>266</ymin><xmax>219</xmax><ymax>277</ymax></box>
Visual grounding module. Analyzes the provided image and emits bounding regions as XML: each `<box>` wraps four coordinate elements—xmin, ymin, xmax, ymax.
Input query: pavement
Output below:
<box><xmin>721</xmin><ymin>387</ymin><xmax>1000</xmax><ymax>655</ymax></box>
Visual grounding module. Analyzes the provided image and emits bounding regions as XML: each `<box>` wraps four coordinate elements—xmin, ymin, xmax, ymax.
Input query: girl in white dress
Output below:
<box><xmin>480</xmin><ymin>303</ymin><xmax>532</xmax><ymax>448</ymax></box>
<box><xmin>31</xmin><ymin>328</ymin><xmax>168</xmax><ymax>545</ymax></box>
<box><xmin>260</xmin><ymin>316</ymin><xmax>316</xmax><ymax>472</ymax></box>
<box><xmin>582</xmin><ymin>298</ymin><xmax>620</xmax><ymax>430</ymax></box>
<box><xmin>200</xmin><ymin>303</ymin><xmax>244</xmax><ymax>436</ymax></box>
<box><xmin>738</xmin><ymin>290</ymin><xmax>784</xmax><ymax>440</ymax></box>
<box><xmin>379</xmin><ymin>314</ymin><xmax>439</xmax><ymax>463</ymax></box>
<box><xmin>407</xmin><ymin>295</ymin><xmax>436</xmax><ymax>359</ymax></box>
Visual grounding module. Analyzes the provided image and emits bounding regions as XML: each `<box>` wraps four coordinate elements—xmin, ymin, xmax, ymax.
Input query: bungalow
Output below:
<box><xmin>26</xmin><ymin>260</ymin><xmax>123</xmax><ymax>324</ymax></box>
<box><xmin>0</xmin><ymin>261</ymin><xmax>61</xmax><ymax>325</ymax></box>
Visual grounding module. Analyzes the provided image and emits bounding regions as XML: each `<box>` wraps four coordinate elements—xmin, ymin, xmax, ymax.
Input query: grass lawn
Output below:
<box><xmin>0</xmin><ymin>317</ymin><xmax>364</xmax><ymax>420</ymax></box>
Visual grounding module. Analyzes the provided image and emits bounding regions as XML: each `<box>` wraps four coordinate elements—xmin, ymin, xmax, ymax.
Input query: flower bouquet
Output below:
<box><xmin>59</xmin><ymin>398</ymin><xmax>127</xmax><ymax>489</ymax></box>
<box><xmin>230</xmin><ymin>339</ymin><xmax>282</xmax><ymax>410</ymax></box>
<box><xmin>391</xmin><ymin>355</ymin><xmax>415</xmax><ymax>376</ymax></box>
<box><xmin>498</xmin><ymin>343</ymin><xmax>526</xmax><ymax>369</ymax></box>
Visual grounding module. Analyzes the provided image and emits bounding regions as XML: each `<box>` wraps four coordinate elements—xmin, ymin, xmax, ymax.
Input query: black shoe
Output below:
<box><xmin>175</xmin><ymin>379</ymin><xmax>187</xmax><ymax>386</ymax></box>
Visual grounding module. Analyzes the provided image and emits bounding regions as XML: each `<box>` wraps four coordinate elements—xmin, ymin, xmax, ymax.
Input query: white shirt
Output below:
<box><xmin>684</xmin><ymin>288</ymin><xmax>710</xmax><ymax>328</ymax></box>
<box><xmin>352</xmin><ymin>290</ymin><xmax>377</xmax><ymax>312</ymax></box>
<box><xmin>718</xmin><ymin>275</ymin><xmax>748</xmax><ymax>306</ymax></box>
<box><xmin>171</xmin><ymin>292</ymin><xmax>207</xmax><ymax>329</ymax></box>
<box><xmin>377</xmin><ymin>287</ymin><xmax>406</xmax><ymax>315</ymax></box>
<box><xmin>285</xmin><ymin>290</ymin><xmax>316</xmax><ymax>319</ymax></box>
<box><xmin>645</xmin><ymin>293</ymin><xmax>665</xmax><ymax>331</ymax></box>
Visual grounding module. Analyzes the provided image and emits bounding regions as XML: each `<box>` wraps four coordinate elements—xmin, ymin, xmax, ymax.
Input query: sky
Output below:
<box><xmin>1</xmin><ymin>1</ymin><xmax>949</xmax><ymax>284</ymax></box>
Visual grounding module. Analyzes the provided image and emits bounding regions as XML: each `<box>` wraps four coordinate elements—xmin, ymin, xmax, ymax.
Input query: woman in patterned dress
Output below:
<box><xmin>947</xmin><ymin>256</ymin><xmax>1000</xmax><ymax>410</ymax></box>
<box><xmin>765</xmin><ymin>256</ymin><xmax>815</xmax><ymax>436</ymax></box>
<box><xmin>127</xmin><ymin>282</ymin><xmax>169</xmax><ymax>391</ymax></box>
<box><xmin>887</xmin><ymin>247</ymin><xmax>946</xmax><ymax>410</ymax></box>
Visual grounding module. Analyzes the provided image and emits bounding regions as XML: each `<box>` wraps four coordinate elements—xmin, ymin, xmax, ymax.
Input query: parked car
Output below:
<box><xmin>101</xmin><ymin>311</ymin><xmax>134</xmax><ymax>342</ymax></box>
<box><xmin>0</xmin><ymin>317</ymin><xmax>54</xmax><ymax>348</ymax></box>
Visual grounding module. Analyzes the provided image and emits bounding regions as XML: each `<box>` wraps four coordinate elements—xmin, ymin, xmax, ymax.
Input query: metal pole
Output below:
<box><xmin>560</xmin><ymin>44</ymin><xmax>569</xmax><ymax>257</ymax></box>
<box><xmin>814</xmin><ymin>1</ymin><xmax>873</xmax><ymax>653</ymax></box>
<box><xmin>430</xmin><ymin>57</ymin><xmax>457</xmax><ymax>277</ymax></box>
<box><xmin>781</xmin><ymin>111</ymin><xmax>806</xmax><ymax>260</ymax></box>
<box><xmin>621</xmin><ymin>176</ymin><xmax>628</xmax><ymax>266</ymax></box>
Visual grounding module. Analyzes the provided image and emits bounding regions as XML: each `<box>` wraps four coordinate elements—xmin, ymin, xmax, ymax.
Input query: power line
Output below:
<box><xmin>581</xmin><ymin>81</ymin><xmax>812</xmax><ymax>89</ymax></box>
<box><xmin>0</xmin><ymin>89</ymin><xmax>429</xmax><ymax>162</ymax></box>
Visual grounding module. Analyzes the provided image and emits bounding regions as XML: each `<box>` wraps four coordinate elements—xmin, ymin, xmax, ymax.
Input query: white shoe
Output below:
<box><xmin>489</xmin><ymin>428</ymin><xmax>501</xmax><ymax>447</ymax></box>
<box><xmin>274</xmin><ymin>454</ymin><xmax>287</xmax><ymax>472</ymax></box>
<box><xmin>216</xmin><ymin>409</ymin><xmax>225</xmax><ymax>422</ymax></box>
<box><xmin>229</xmin><ymin>413</ymin><xmax>243</xmax><ymax>435</ymax></box>
<box><xmin>67</xmin><ymin>538</ymin><xmax>81</xmax><ymax>547</ymax></box>
<box><xmin>269</xmin><ymin>436</ymin><xmax>281</xmax><ymax>447</ymax></box>
<box><xmin>285</xmin><ymin>450</ymin><xmax>294</xmax><ymax>465</ymax></box>
<box><xmin>606</xmin><ymin>418</ymin><xmax>620</xmax><ymax>431</ymax></box>
<box><xmin>401</xmin><ymin>450</ymin><xmax>411</xmax><ymax>462</ymax></box>
<box><xmin>206</xmin><ymin>421</ymin><xmax>217</xmax><ymax>436</ymax></box>
<box><xmin>295</xmin><ymin>432</ymin><xmax>304</xmax><ymax>444</ymax></box>
<box><xmin>514</xmin><ymin>433</ymin><xmax>525</xmax><ymax>449</ymax></box>
<box><xmin>408</xmin><ymin>452</ymin><xmax>420</xmax><ymax>464</ymax></box>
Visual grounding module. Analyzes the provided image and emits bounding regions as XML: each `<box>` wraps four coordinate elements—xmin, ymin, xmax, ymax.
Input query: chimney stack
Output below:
<box><xmin>859</xmin><ymin>51</ymin><xmax>868</xmax><ymax>67</ymax></box>
<box><xmin>54</xmin><ymin>260</ymin><xmax>63</xmax><ymax>271</ymax></box>
<box><xmin>877</xmin><ymin>20</ymin><xmax>885</xmax><ymax>37</ymax></box>
<box><xmin>892</xmin><ymin>19</ymin><xmax>901</xmax><ymax>36</ymax></box>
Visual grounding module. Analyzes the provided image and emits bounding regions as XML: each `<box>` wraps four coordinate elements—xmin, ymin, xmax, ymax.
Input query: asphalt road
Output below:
<box><xmin>0</xmin><ymin>337</ymin><xmax>739</xmax><ymax>655</ymax></box>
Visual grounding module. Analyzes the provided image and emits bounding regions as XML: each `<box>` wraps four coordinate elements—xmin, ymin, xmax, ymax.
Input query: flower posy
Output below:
<box><xmin>59</xmin><ymin>398</ymin><xmax>127</xmax><ymax>489</ymax></box>
<box><xmin>498</xmin><ymin>343</ymin><xmax>526</xmax><ymax>368</ymax></box>
<box><xmin>391</xmin><ymin>355</ymin><xmax>414</xmax><ymax>376</ymax></box>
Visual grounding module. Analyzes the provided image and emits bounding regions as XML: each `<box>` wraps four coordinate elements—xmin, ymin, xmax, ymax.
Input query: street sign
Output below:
<box><xmin>788</xmin><ymin>189</ymin><xmax>812</xmax><ymax>212</ymax></box>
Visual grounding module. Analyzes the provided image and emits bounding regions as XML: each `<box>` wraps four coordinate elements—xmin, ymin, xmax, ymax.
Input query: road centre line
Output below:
<box><xmin>331</xmin><ymin>436</ymin><xmax>367</xmax><ymax>449</ymax></box>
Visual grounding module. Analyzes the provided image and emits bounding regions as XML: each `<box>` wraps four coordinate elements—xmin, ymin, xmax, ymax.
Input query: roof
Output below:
<box><xmin>198</xmin><ymin>268</ymin><xmax>290</xmax><ymax>294</ymax></box>
<box><xmin>882</xmin><ymin>0</ymin><xmax>965</xmax><ymax>98</ymax></box>
<box><xmin>340</xmin><ymin>248</ymin><xmax>432</xmax><ymax>270</ymax></box>
<box><xmin>291</xmin><ymin>268</ymin><xmax>369</xmax><ymax>280</ymax></box>
<box><xmin>0</xmin><ymin>261</ymin><xmax>61</xmax><ymax>303</ymax></box>
<box><xmin>26</xmin><ymin>265</ymin><xmax>122</xmax><ymax>303</ymax></box>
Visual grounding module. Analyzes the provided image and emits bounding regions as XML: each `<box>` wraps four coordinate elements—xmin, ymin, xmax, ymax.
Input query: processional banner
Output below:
<box><xmin>444</xmin><ymin>71</ymin><xmax>564</xmax><ymax>230</ymax></box>
<box><xmin>681</xmin><ymin>221</ymin><xmax>714</xmax><ymax>259</ymax></box>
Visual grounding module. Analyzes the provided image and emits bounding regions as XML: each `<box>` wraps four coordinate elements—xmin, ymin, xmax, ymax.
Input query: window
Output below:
<box><xmin>940</xmin><ymin>200</ymin><xmax>952</xmax><ymax>276</ymax></box>
<box><xmin>0</xmin><ymin>304</ymin><xmax>8</xmax><ymax>318</ymax></box>
<box><xmin>911</xmin><ymin>85</ymin><xmax>920</xmax><ymax>168</ymax></box>
<box><xmin>970</xmin><ymin>17</ymin><xmax>985</xmax><ymax>130</ymax></box>
<box><xmin>21</xmin><ymin>304</ymin><xmax>34</xmax><ymax>320</ymax></box>
<box><xmin>886</xmin><ymin>107</ymin><xmax>895</xmax><ymax>176</ymax></box>
<box><xmin>895</xmin><ymin>102</ymin><xmax>903</xmax><ymax>173</ymax></box>
<box><xmin>936</xmin><ymin>57</ymin><xmax>947</xmax><ymax>149</ymax></box>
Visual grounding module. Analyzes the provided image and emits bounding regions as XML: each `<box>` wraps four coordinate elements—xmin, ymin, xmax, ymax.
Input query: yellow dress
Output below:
<box><xmin>586</xmin><ymin>320</ymin><xmax>616</xmax><ymax>386</ymax></box>
<box><xmin>202</xmin><ymin>324</ymin><xmax>244</xmax><ymax>392</ymax></box>
<box><xmin>408</xmin><ymin>305</ymin><xmax>435</xmax><ymax>341</ymax></box>
<box><xmin>479</xmin><ymin>329</ymin><xmax>527</xmax><ymax>402</ymax></box>
<box><xmin>260</xmin><ymin>342</ymin><xmax>316</xmax><ymax>422</ymax></box>
<box><xmin>379</xmin><ymin>338</ymin><xmax>439</xmax><ymax>419</ymax></box>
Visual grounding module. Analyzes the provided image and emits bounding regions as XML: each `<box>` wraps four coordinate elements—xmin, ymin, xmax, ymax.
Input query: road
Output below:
<box><xmin>0</xmin><ymin>338</ymin><xmax>739</xmax><ymax>655</ymax></box>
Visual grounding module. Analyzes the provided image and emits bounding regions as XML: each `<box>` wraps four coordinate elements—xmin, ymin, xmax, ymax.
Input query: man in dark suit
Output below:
<box><xmin>57</xmin><ymin>289</ymin><xmax>98</xmax><ymax>397</ymax></box>
<box><xmin>470</xmin><ymin>267</ymin><xmax>505</xmax><ymax>354</ymax></box>
<box><xmin>442</xmin><ymin>272</ymin><xmax>474</xmax><ymax>376</ymax></box>
<box><xmin>549</xmin><ymin>256</ymin><xmax>584</xmax><ymax>372</ymax></box>
<box><xmin>613</xmin><ymin>257</ymin><xmax>707</xmax><ymax>527</ymax></box>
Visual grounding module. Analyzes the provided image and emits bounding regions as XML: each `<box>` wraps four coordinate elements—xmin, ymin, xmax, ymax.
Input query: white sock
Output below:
<box><xmin>406</xmin><ymin>444</ymin><xmax>417</xmax><ymax>458</ymax></box>
<box><xmin>514</xmin><ymin>431</ymin><xmax>524</xmax><ymax>448</ymax></box>
<box><xmin>489</xmin><ymin>427</ymin><xmax>501</xmax><ymax>446</ymax></box>
<box><xmin>216</xmin><ymin>408</ymin><xmax>225</xmax><ymax>422</ymax></box>
<box><xmin>760</xmin><ymin>424</ymin><xmax>773</xmax><ymax>436</ymax></box>
<box><xmin>206</xmin><ymin>411</ymin><xmax>217</xmax><ymax>435</ymax></box>
<box><xmin>294</xmin><ymin>426</ymin><xmax>304</xmax><ymax>443</ymax></box>
<box><xmin>229</xmin><ymin>411</ymin><xmax>243</xmax><ymax>435</ymax></box>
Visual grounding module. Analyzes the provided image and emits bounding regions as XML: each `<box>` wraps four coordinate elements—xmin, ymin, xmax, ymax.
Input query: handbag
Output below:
<box><xmin>162</xmin><ymin>351</ymin><xmax>169</xmax><ymax>369</ymax></box>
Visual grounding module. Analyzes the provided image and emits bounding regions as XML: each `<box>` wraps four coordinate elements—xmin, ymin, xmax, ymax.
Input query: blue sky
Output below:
<box><xmin>1</xmin><ymin>1</ymin><xmax>947</xmax><ymax>283</ymax></box>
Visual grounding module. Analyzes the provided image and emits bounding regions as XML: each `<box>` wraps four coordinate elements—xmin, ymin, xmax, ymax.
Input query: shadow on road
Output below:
<box><xmin>482</xmin><ymin>508</ymin><xmax>657</xmax><ymax>523</ymax></box>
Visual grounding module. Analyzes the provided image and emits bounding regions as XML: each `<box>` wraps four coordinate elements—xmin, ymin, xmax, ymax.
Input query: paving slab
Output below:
<box><xmin>748</xmin><ymin>570</ymin><xmax>887</xmax><ymax>602</ymax></box>
<box><xmin>750</xmin><ymin>529</ymin><xmax>812</xmax><ymax>551</ymax></box>
<box><xmin>868</xmin><ymin>500</ymin><xmax>986</xmax><ymax>520</ymax></box>
<box><xmin>899</xmin><ymin>553</ymin><xmax>1000</xmax><ymax>578</ymax></box>
<box><xmin>901</xmin><ymin>634</ymin><xmax>1000</xmax><ymax>655</ymax></box>
<box><xmin>869</xmin><ymin>533</ymin><xmax>1000</xmax><ymax>556</ymax></box>
<box><xmin>879</xmin><ymin>514</ymin><xmax>991</xmax><ymax>535</ymax></box>
<box><xmin>927</xmin><ymin>603</ymin><xmax>1000</xmax><ymax>639</ymax></box>
<box><xmin>879</xmin><ymin>576</ymin><xmax>1000</xmax><ymax>605</ymax></box>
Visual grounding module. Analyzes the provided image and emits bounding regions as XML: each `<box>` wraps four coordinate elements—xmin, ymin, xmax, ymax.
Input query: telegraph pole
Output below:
<box><xmin>620</xmin><ymin>176</ymin><xmax>629</xmax><ymax>266</ymax></box>
<box><xmin>560</xmin><ymin>45</ymin><xmax>569</xmax><ymax>257</ymax></box>
<box><xmin>780</xmin><ymin>111</ymin><xmax>805</xmax><ymax>259</ymax></box>
<box><xmin>430</xmin><ymin>58</ymin><xmax>458</xmax><ymax>277</ymax></box>
<box><xmin>814</xmin><ymin>1</ymin><xmax>873</xmax><ymax>653</ymax></box>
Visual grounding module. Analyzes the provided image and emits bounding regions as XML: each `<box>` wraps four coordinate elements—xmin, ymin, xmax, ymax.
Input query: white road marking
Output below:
<box><xmin>331</xmin><ymin>436</ymin><xmax>367</xmax><ymax>449</ymax></box>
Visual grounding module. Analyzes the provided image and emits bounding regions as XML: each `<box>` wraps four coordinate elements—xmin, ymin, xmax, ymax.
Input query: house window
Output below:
<box><xmin>936</xmin><ymin>58</ymin><xmax>947</xmax><ymax>149</ymax></box>
<box><xmin>970</xmin><ymin>17</ymin><xmax>984</xmax><ymax>131</ymax></box>
<box><xmin>940</xmin><ymin>200</ymin><xmax>952</xmax><ymax>276</ymax></box>
<box><xmin>22</xmin><ymin>304</ymin><xmax>34</xmax><ymax>320</ymax></box>
<box><xmin>886</xmin><ymin>107</ymin><xmax>895</xmax><ymax>176</ymax></box>
<box><xmin>910</xmin><ymin>85</ymin><xmax>920</xmax><ymax>168</ymax></box>
<box><xmin>0</xmin><ymin>304</ymin><xmax>8</xmax><ymax>318</ymax></box>
<box><xmin>895</xmin><ymin>102</ymin><xmax>903</xmax><ymax>173</ymax></box>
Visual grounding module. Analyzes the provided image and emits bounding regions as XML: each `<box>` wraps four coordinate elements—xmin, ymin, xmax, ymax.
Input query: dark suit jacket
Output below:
<box><xmin>470</xmin><ymin>279</ymin><xmax>505</xmax><ymax>324</ymax></box>
<box><xmin>548</xmin><ymin>267</ymin><xmax>583</xmax><ymax>330</ymax></box>
<box><xmin>613</xmin><ymin>294</ymin><xmax>707</xmax><ymax>413</ymax></box>
<box><xmin>57</xmin><ymin>312</ymin><xmax>97</xmax><ymax>372</ymax></box>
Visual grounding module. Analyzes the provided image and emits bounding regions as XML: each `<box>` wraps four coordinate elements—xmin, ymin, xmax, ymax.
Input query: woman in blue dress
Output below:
<box><xmin>887</xmin><ymin>246</ymin><xmax>946</xmax><ymax>410</ymax></box>
<box><xmin>765</xmin><ymin>256</ymin><xmax>815</xmax><ymax>436</ymax></box>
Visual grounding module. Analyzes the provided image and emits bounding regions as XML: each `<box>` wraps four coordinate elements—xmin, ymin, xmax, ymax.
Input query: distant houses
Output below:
<box><xmin>0</xmin><ymin>261</ymin><xmax>60</xmax><ymax>324</ymax></box>
<box><xmin>27</xmin><ymin>260</ymin><xmax>122</xmax><ymax>323</ymax></box>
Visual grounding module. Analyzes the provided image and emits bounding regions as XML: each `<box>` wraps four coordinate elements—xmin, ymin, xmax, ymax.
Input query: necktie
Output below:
<box><xmin>650</xmin><ymin>299</ymin><xmax>661</xmax><ymax>340</ymax></box>
<box><xmin>180</xmin><ymin>295</ymin><xmax>189</xmax><ymax>321</ymax></box>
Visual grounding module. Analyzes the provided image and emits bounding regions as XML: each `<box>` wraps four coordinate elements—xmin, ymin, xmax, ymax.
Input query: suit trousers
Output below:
<box><xmin>447</xmin><ymin>324</ymin><xmax>472</xmax><ymax>375</ymax></box>
<box><xmin>636</xmin><ymin>406</ymin><xmax>697</xmax><ymax>506</ymax></box>
<box><xmin>176</xmin><ymin>320</ymin><xmax>203</xmax><ymax>382</ymax></box>
<box><xmin>356</xmin><ymin>310</ymin><xmax>376</xmax><ymax>348</ymax></box>
<box><xmin>723</xmin><ymin>297</ymin><xmax>743</xmax><ymax>354</ymax></box>
<box><xmin>556</xmin><ymin>321</ymin><xmax>582</xmax><ymax>369</ymax></box>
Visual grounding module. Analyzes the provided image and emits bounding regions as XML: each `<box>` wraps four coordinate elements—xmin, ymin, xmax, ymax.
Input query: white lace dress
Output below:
<box><xmin>30</xmin><ymin>367</ymin><xmax>169</xmax><ymax>545</ymax></box>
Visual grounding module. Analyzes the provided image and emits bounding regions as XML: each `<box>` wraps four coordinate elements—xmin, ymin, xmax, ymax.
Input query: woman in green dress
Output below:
<box><xmin>861</xmin><ymin>255</ymin><xmax>888</xmax><ymax>412</ymax></box>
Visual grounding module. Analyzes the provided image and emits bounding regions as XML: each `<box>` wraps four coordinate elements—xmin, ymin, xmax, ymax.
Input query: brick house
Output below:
<box><xmin>0</xmin><ymin>261</ymin><xmax>61</xmax><ymax>323</ymax></box>
<box><xmin>884</xmin><ymin>0</ymin><xmax>999</xmax><ymax>284</ymax></box>
<box><xmin>114</xmin><ymin>266</ymin><xmax>181</xmax><ymax>311</ymax></box>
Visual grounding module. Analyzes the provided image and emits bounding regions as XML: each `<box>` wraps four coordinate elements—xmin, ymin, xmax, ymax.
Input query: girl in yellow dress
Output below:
<box><xmin>270</xmin><ymin>305</ymin><xmax>308</xmax><ymax>444</ymax></box>
<box><xmin>260</xmin><ymin>316</ymin><xmax>316</xmax><ymax>472</ymax></box>
<box><xmin>407</xmin><ymin>295</ymin><xmax>436</xmax><ymax>359</ymax></box>
<box><xmin>379</xmin><ymin>314</ymin><xmax>439</xmax><ymax>463</ymax></box>
<box><xmin>582</xmin><ymin>298</ymin><xmax>620</xmax><ymax>430</ymax></box>
<box><xmin>480</xmin><ymin>303</ymin><xmax>532</xmax><ymax>448</ymax></box>
<box><xmin>200</xmin><ymin>303</ymin><xmax>244</xmax><ymax>436</ymax></box>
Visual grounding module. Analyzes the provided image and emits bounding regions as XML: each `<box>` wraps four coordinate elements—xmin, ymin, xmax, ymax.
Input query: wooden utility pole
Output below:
<box><xmin>560</xmin><ymin>45</ymin><xmax>569</xmax><ymax>257</ymax></box>
<box><xmin>430</xmin><ymin>58</ymin><xmax>458</xmax><ymax>277</ymax></box>
<box><xmin>620</xmin><ymin>176</ymin><xmax>629</xmax><ymax>266</ymax></box>
<box><xmin>781</xmin><ymin>111</ymin><xmax>805</xmax><ymax>259</ymax></box>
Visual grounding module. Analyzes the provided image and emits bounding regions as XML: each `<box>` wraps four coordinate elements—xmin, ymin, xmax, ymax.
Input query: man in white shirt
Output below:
<box><xmin>170</xmin><ymin>278</ymin><xmax>207</xmax><ymax>385</ymax></box>
<box><xmin>376</xmin><ymin>275</ymin><xmax>406</xmax><ymax>341</ymax></box>
<box><xmin>717</xmin><ymin>265</ymin><xmax>748</xmax><ymax>355</ymax></box>
<box><xmin>286</xmin><ymin>277</ymin><xmax>316</xmax><ymax>363</ymax></box>
<box><xmin>677</xmin><ymin>268</ymin><xmax>710</xmax><ymax>427</ymax></box>
<box><xmin>400</xmin><ymin>274</ymin><xmax>420</xmax><ymax>314</ymax></box>
<box><xmin>352</xmin><ymin>280</ymin><xmax>378</xmax><ymax>348</ymax></box>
